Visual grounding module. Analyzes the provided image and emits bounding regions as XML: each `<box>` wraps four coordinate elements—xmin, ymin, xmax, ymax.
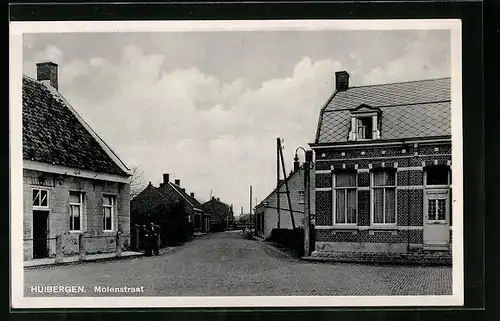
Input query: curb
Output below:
<box><xmin>24</xmin><ymin>253</ymin><xmax>144</xmax><ymax>270</ymax></box>
<box><xmin>300</xmin><ymin>254</ymin><xmax>452</xmax><ymax>267</ymax></box>
<box><xmin>251</xmin><ymin>236</ymin><xmax>302</xmax><ymax>260</ymax></box>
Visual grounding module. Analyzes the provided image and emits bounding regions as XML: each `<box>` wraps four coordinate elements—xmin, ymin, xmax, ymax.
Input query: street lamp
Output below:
<box><xmin>295</xmin><ymin>146</ymin><xmax>314</xmax><ymax>257</ymax></box>
<box><xmin>294</xmin><ymin>147</ymin><xmax>307</xmax><ymax>166</ymax></box>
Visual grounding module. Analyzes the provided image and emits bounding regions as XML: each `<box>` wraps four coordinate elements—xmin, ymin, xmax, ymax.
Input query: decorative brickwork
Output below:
<box><xmin>419</xmin><ymin>144</ymin><xmax>452</xmax><ymax>155</ymax></box>
<box><xmin>316</xmin><ymin>157</ymin><xmax>412</xmax><ymax>171</ymax></box>
<box><xmin>397</xmin><ymin>170</ymin><xmax>423</xmax><ymax>186</ymax></box>
<box><xmin>321</xmin><ymin>146</ymin><xmax>408</xmax><ymax>160</ymax></box>
<box><xmin>357</xmin><ymin>172</ymin><xmax>370</xmax><ymax>187</ymax></box>
<box><xmin>315</xmin><ymin>191</ymin><xmax>332</xmax><ymax>226</ymax></box>
<box><xmin>410</xmin><ymin>155</ymin><xmax>451</xmax><ymax>166</ymax></box>
<box><xmin>409</xmin><ymin>230</ymin><xmax>423</xmax><ymax>244</ymax></box>
<box><xmin>358</xmin><ymin>190</ymin><xmax>370</xmax><ymax>226</ymax></box>
<box><xmin>315</xmin><ymin>173</ymin><xmax>332</xmax><ymax>188</ymax></box>
<box><xmin>397</xmin><ymin>190</ymin><xmax>409</xmax><ymax>226</ymax></box>
<box><xmin>409</xmin><ymin>189</ymin><xmax>423</xmax><ymax>226</ymax></box>
<box><xmin>315</xmin><ymin>229</ymin><xmax>424</xmax><ymax>244</ymax></box>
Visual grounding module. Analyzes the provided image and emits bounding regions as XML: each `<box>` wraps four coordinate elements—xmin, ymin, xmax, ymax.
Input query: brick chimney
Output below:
<box><xmin>36</xmin><ymin>62</ymin><xmax>58</xmax><ymax>90</ymax></box>
<box><xmin>174</xmin><ymin>179</ymin><xmax>180</xmax><ymax>186</ymax></box>
<box><xmin>163</xmin><ymin>173</ymin><xmax>170</xmax><ymax>184</ymax></box>
<box><xmin>190</xmin><ymin>192</ymin><xmax>195</xmax><ymax>197</ymax></box>
<box><xmin>335</xmin><ymin>71</ymin><xmax>349</xmax><ymax>91</ymax></box>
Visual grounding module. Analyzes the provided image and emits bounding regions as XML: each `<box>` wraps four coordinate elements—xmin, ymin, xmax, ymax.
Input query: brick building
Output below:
<box><xmin>131</xmin><ymin>173</ymin><xmax>211</xmax><ymax>235</ymax></box>
<box><xmin>309</xmin><ymin>71</ymin><xmax>452</xmax><ymax>256</ymax></box>
<box><xmin>23</xmin><ymin>62</ymin><xmax>132</xmax><ymax>261</ymax></box>
<box><xmin>255</xmin><ymin>160</ymin><xmax>315</xmax><ymax>239</ymax></box>
<box><xmin>202</xmin><ymin>197</ymin><xmax>235</xmax><ymax>231</ymax></box>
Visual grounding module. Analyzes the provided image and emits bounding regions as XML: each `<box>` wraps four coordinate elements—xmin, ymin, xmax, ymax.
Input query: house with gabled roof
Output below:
<box><xmin>254</xmin><ymin>159</ymin><xmax>315</xmax><ymax>239</ymax></box>
<box><xmin>309</xmin><ymin>71</ymin><xmax>452</xmax><ymax>258</ymax></box>
<box><xmin>130</xmin><ymin>173</ymin><xmax>211</xmax><ymax>242</ymax></box>
<box><xmin>23</xmin><ymin>62</ymin><xmax>132</xmax><ymax>261</ymax></box>
<box><xmin>202</xmin><ymin>197</ymin><xmax>235</xmax><ymax>232</ymax></box>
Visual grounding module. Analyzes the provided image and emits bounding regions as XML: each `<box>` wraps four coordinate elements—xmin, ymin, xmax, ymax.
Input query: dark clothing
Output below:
<box><xmin>143</xmin><ymin>224</ymin><xmax>159</xmax><ymax>256</ymax></box>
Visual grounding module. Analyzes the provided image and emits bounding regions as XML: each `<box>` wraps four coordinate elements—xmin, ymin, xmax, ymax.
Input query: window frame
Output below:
<box><xmin>32</xmin><ymin>188</ymin><xmax>49</xmax><ymax>209</ymax></box>
<box><xmin>356</xmin><ymin>117</ymin><xmax>373</xmax><ymax>140</ymax></box>
<box><xmin>297</xmin><ymin>190</ymin><xmax>305</xmax><ymax>204</ymax></box>
<box><xmin>69</xmin><ymin>191</ymin><xmax>85</xmax><ymax>233</ymax></box>
<box><xmin>424</xmin><ymin>165</ymin><xmax>451</xmax><ymax>224</ymax></box>
<box><xmin>370</xmin><ymin>169</ymin><xmax>397</xmax><ymax>226</ymax></box>
<box><xmin>332</xmin><ymin>171</ymin><xmax>358</xmax><ymax>226</ymax></box>
<box><xmin>102</xmin><ymin>194</ymin><xmax>116</xmax><ymax>232</ymax></box>
<box><xmin>424</xmin><ymin>165</ymin><xmax>451</xmax><ymax>189</ymax></box>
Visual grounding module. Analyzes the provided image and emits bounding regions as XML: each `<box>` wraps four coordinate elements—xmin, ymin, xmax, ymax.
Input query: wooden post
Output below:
<box><xmin>276</xmin><ymin>138</ymin><xmax>281</xmax><ymax>229</ymax></box>
<box><xmin>78</xmin><ymin>233</ymin><xmax>86</xmax><ymax>261</ymax></box>
<box><xmin>55</xmin><ymin>234</ymin><xmax>63</xmax><ymax>263</ymax></box>
<box><xmin>279</xmin><ymin>143</ymin><xmax>296</xmax><ymax>229</ymax></box>
<box><xmin>116</xmin><ymin>231</ymin><xmax>122</xmax><ymax>257</ymax></box>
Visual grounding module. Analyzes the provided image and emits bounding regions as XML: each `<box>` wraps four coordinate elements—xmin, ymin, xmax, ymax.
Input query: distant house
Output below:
<box><xmin>23</xmin><ymin>62</ymin><xmax>132</xmax><ymax>261</ymax></box>
<box><xmin>131</xmin><ymin>173</ymin><xmax>211</xmax><ymax>242</ymax></box>
<box><xmin>309</xmin><ymin>71</ymin><xmax>452</xmax><ymax>257</ymax></box>
<box><xmin>202</xmin><ymin>197</ymin><xmax>235</xmax><ymax>231</ymax></box>
<box><xmin>254</xmin><ymin>160</ymin><xmax>315</xmax><ymax>239</ymax></box>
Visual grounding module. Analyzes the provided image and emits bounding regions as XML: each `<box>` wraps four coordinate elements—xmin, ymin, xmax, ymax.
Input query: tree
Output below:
<box><xmin>130</xmin><ymin>165</ymin><xmax>147</xmax><ymax>199</ymax></box>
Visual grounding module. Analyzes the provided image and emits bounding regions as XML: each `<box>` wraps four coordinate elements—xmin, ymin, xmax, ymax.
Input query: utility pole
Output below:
<box><xmin>279</xmin><ymin>141</ymin><xmax>296</xmax><ymax>229</ymax></box>
<box><xmin>249</xmin><ymin>185</ymin><xmax>253</xmax><ymax>231</ymax></box>
<box><xmin>276</xmin><ymin>137</ymin><xmax>281</xmax><ymax>229</ymax></box>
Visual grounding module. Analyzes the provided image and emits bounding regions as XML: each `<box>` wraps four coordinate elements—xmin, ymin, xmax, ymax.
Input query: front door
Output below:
<box><xmin>423</xmin><ymin>189</ymin><xmax>450</xmax><ymax>249</ymax></box>
<box><xmin>33</xmin><ymin>210</ymin><xmax>49</xmax><ymax>259</ymax></box>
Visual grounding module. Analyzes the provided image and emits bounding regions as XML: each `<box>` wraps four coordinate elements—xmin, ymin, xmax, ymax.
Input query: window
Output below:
<box><xmin>371</xmin><ymin>170</ymin><xmax>396</xmax><ymax>225</ymax></box>
<box><xmin>427</xmin><ymin>198</ymin><xmax>447</xmax><ymax>222</ymax></box>
<box><xmin>426</xmin><ymin>166</ymin><xmax>450</xmax><ymax>186</ymax></box>
<box><xmin>32</xmin><ymin>189</ymin><xmax>49</xmax><ymax>208</ymax></box>
<box><xmin>334</xmin><ymin>172</ymin><xmax>357</xmax><ymax>224</ymax></box>
<box><xmin>356</xmin><ymin>117</ymin><xmax>372</xmax><ymax>140</ymax></box>
<box><xmin>69</xmin><ymin>192</ymin><xmax>84</xmax><ymax>232</ymax></box>
<box><xmin>298</xmin><ymin>190</ymin><xmax>305</xmax><ymax>204</ymax></box>
<box><xmin>103</xmin><ymin>195</ymin><xmax>116</xmax><ymax>232</ymax></box>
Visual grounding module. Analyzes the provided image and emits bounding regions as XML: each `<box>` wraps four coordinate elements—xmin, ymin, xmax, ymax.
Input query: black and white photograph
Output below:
<box><xmin>10</xmin><ymin>19</ymin><xmax>463</xmax><ymax>308</ymax></box>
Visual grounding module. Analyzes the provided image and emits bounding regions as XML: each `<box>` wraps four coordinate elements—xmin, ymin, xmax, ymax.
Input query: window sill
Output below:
<box><xmin>331</xmin><ymin>224</ymin><xmax>358</xmax><ymax>229</ymax></box>
<box><xmin>103</xmin><ymin>230</ymin><xmax>115</xmax><ymax>233</ymax></box>
<box><xmin>69</xmin><ymin>230</ymin><xmax>83</xmax><ymax>234</ymax></box>
<box><xmin>368</xmin><ymin>225</ymin><xmax>398</xmax><ymax>230</ymax></box>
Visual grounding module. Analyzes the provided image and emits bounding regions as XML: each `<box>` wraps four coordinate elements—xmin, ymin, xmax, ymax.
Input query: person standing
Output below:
<box><xmin>150</xmin><ymin>222</ymin><xmax>159</xmax><ymax>256</ymax></box>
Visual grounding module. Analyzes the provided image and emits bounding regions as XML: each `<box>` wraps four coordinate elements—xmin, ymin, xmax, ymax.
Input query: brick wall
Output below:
<box><xmin>311</xmin><ymin>141</ymin><xmax>451</xmax><ymax>254</ymax></box>
<box><xmin>23</xmin><ymin>169</ymin><xmax>130</xmax><ymax>260</ymax></box>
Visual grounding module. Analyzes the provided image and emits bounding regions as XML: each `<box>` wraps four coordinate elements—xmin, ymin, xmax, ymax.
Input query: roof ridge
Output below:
<box><xmin>23</xmin><ymin>74</ymin><xmax>40</xmax><ymax>83</ymax></box>
<box><xmin>257</xmin><ymin>166</ymin><xmax>302</xmax><ymax>207</ymax></box>
<box><xmin>349</xmin><ymin>77</ymin><xmax>451</xmax><ymax>89</ymax></box>
<box><xmin>168</xmin><ymin>182</ymin><xmax>195</xmax><ymax>207</ymax></box>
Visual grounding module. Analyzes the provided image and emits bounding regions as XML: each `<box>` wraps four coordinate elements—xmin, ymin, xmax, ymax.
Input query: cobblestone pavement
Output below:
<box><xmin>25</xmin><ymin>231</ymin><xmax>452</xmax><ymax>296</ymax></box>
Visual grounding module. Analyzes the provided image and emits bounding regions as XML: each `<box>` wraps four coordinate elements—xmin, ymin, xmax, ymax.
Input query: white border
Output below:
<box><xmin>10</xmin><ymin>19</ymin><xmax>463</xmax><ymax>309</ymax></box>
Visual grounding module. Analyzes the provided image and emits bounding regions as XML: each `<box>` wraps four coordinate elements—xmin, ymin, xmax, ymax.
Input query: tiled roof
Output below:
<box><xmin>23</xmin><ymin>76</ymin><xmax>129</xmax><ymax>176</ymax></box>
<box><xmin>202</xmin><ymin>198</ymin><xmax>233</xmax><ymax>219</ymax></box>
<box><xmin>315</xmin><ymin>78</ymin><xmax>451</xmax><ymax>143</ymax></box>
<box><xmin>167</xmin><ymin>183</ymin><xmax>204</xmax><ymax>211</ymax></box>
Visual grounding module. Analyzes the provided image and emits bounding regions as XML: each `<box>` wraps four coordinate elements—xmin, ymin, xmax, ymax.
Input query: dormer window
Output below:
<box><xmin>348</xmin><ymin>104</ymin><xmax>382</xmax><ymax>141</ymax></box>
<box><xmin>356</xmin><ymin>117</ymin><xmax>373</xmax><ymax>140</ymax></box>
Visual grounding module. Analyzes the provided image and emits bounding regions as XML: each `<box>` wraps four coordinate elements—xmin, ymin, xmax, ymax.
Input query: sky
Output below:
<box><xmin>22</xmin><ymin>29</ymin><xmax>451</xmax><ymax>216</ymax></box>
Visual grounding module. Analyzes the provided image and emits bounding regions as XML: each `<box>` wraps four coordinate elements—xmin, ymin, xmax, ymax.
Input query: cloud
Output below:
<box><xmin>29</xmin><ymin>45</ymin><xmax>336</xmax><ymax>211</ymax></box>
<box><xmin>22</xmin><ymin>31</ymin><xmax>451</xmax><ymax>212</ymax></box>
<box><xmin>360</xmin><ymin>31</ymin><xmax>451</xmax><ymax>85</ymax></box>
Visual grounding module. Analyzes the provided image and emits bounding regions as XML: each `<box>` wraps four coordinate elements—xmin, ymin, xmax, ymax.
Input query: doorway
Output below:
<box><xmin>33</xmin><ymin>210</ymin><xmax>49</xmax><ymax>259</ymax></box>
<box><xmin>423</xmin><ymin>189</ymin><xmax>450</xmax><ymax>249</ymax></box>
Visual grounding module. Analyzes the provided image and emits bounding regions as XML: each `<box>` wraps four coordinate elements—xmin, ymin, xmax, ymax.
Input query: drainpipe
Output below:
<box><xmin>406</xmin><ymin>144</ymin><xmax>411</xmax><ymax>253</ymax></box>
